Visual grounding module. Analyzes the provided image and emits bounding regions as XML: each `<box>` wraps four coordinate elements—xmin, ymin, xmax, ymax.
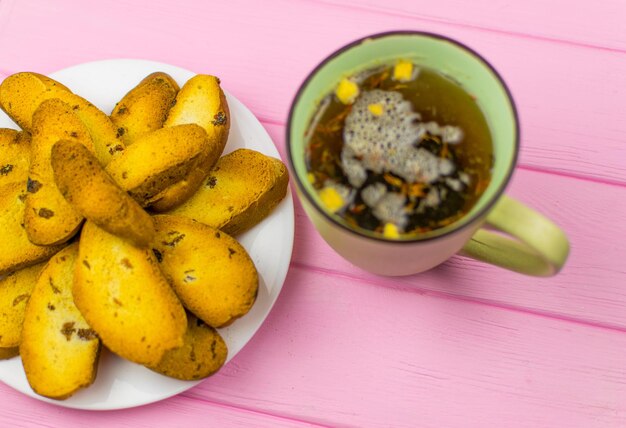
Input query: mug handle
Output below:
<box><xmin>460</xmin><ymin>195</ymin><xmax>570</xmax><ymax>276</ymax></box>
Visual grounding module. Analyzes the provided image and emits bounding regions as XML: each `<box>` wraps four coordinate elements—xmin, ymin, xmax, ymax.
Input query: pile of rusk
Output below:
<box><xmin>0</xmin><ymin>71</ymin><xmax>289</xmax><ymax>399</ymax></box>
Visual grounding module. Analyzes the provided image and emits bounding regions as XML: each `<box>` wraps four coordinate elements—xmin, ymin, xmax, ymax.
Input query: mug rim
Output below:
<box><xmin>286</xmin><ymin>30</ymin><xmax>520</xmax><ymax>244</ymax></box>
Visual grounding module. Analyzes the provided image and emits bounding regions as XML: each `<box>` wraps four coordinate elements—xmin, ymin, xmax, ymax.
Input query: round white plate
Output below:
<box><xmin>0</xmin><ymin>59</ymin><xmax>294</xmax><ymax>410</ymax></box>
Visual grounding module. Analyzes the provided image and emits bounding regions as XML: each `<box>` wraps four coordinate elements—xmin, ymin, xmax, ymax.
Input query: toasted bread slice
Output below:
<box><xmin>0</xmin><ymin>72</ymin><xmax>70</xmax><ymax>130</ymax></box>
<box><xmin>150</xmin><ymin>75</ymin><xmax>229</xmax><ymax>212</ymax></box>
<box><xmin>0</xmin><ymin>129</ymin><xmax>31</xmax><ymax>187</ymax></box>
<box><xmin>20</xmin><ymin>244</ymin><xmax>101</xmax><ymax>400</ymax></box>
<box><xmin>110</xmin><ymin>72</ymin><xmax>179</xmax><ymax>146</ymax></box>
<box><xmin>153</xmin><ymin>215</ymin><xmax>258</xmax><ymax>328</ymax></box>
<box><xmin>74</xmin><ymin>221</ymin><xmax>186</xmax><ymax>366</ymax></box>
<box><xmin>105</xmin><ymin>124</ymin><xmax>208</xmax><ymax>206</ymax></box>
<box><xmin>0</xmin><ymin>262</ymin><xmax>45</xmax><ymax>348</ymax></box>
<box><xmin>51</xmin><ymin>140</ymin><xmax>155</xmax><ymax>247</ymax></box>
<box><xmin>0</xmin><ymin>72</ymin><xmax>123</xmax><ymax>165</ymax></box>
<box><xmin>147</xmin><ymin>313</ymin><xmax>227</xmax><ymax>380</ymax></box>
<box><xmin>167</xmin><ymin>149</ymin><xmax>289</xmax><ymax>235</ymax></box>
<box><xmin>0</xmin><ymin>181</ymin><xmax>64</xmax><ymax>276</ymax></box>
<box><xmin>25</xmin><ymin>99</ymin><xmax>94</xmax><ymax>245</ymax></box>
<box><xmin>0</xmin><ymin>347</ymin><xmax>19</xmax><ymax>359</ymax></box>
<box><xmin>163</xmin><ymin>75</ymin><xmax>229</xmax><ymax>145</ymax></box>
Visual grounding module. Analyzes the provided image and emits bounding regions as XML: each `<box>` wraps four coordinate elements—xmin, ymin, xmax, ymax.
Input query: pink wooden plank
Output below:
<box><xmin>0</xmin><ymin>0</ymin><xmax>16</xmax><ymax>38</ymax></box>
<box><xmin>318</xmin><ymin>0</ymin><xmax>626</xmax><ymax>51</ymax></box>
<box><xmin>0</xmin><ymin>0</ymin><xmax>624</xmax><ymax>183</ymax></box>
<box><xmin>185</xmin><ymin>266</ymin><xmax>626</xmax><ymax>428</ymax></box>
<box><xmin>262</xmin><ymin>122</ymin><xmax>626</xmax><ymax>330</ymax></box>
<box><xmin>0</xmin><ymin>382</ymin><xmax>316</xmax><ymax>427</ymax></box>
<box><xmin>0</xmin><ymin>2</ymin><xmax>621</xmax><ymax>426</ymax></box>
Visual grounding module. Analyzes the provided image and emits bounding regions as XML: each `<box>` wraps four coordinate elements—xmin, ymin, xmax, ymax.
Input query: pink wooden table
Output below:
<box><xmin>1</xmin><ymin>0</ymin><xmax>625</xmax><ymax>426</ymax></box>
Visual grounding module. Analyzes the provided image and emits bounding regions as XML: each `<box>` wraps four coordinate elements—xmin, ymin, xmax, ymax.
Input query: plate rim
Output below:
<box><xmin>0</xmin><ymin>59</ymin><xmax>295</xmax><ymax>410</ymax></box>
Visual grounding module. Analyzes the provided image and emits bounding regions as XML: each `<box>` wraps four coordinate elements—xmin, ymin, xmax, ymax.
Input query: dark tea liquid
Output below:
<box><xmin>305</xmin><ymin>62</ymin><xmax>494</xmax><ymax>238</ymax></box>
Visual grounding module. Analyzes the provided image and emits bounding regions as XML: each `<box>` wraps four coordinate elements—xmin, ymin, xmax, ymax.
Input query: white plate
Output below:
<box><xmin>0</xmin><ymin>60</ymin><xmax>294</xmax><ymax>410</ymax></box>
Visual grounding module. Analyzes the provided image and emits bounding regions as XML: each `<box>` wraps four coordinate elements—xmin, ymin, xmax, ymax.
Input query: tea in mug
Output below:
<box><xmin>305</xmin><ymin>60</ymin><xmax>494</xmax><ymax>238</ymax></box>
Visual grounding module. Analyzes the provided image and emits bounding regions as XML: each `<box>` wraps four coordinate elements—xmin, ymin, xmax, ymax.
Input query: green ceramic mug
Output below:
<box><xmin>287</xmin><ymin>31</ymin><xmax>569</xmax><ymax>276</ymax></box>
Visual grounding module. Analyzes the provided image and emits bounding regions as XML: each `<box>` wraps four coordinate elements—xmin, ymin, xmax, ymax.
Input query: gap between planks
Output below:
<box><xmin>179</xmin><ymin>392</ymin><xmax>331</xmax><ymax>428</ymax></box>
<box><xmin>515</xmin><ymin>164</ymin><xmax>626</xmax><ymax>189</ymax></box>
<box><xmin>0</xmin><ymin>382</ymin><xmax>328</xmax><ymax>428</ymax></box>
<box><xmin>290</xmin><ymin>260</ymin><xmax>626</xmax><ymax>336</ymax></box>
<box><xmin>305</xmin><ymin>0</ymin><xmax>626</xmax><ymax>54</ymax></box>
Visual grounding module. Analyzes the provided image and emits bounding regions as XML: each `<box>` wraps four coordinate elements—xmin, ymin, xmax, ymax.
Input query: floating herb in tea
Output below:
<box><xmin>305</xmin><ymin>60</ymin><xmax>494</xmax><ymax>238</ymax></box>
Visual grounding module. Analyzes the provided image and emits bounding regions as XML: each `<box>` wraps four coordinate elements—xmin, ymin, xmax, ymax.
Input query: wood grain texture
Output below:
<box><xmin>262</xmin><ymin>122</ymin><xmax>626</xmax><ymax>329</ymax></box>
<box><xmin>185</xmin><ymin>266</ymin><xmax>626</xmax><ymax>428</ymax></box>
<box><xmin>0</xmin><ymin>0</ymin><xmax>16</xmax><ymax>43</ymax></box>
<box><xmin>0</xmin><ymin>0</ymin><xmax>624</xmax><ymax>183</ymax></box>
<box><xmin>0</xmin><ymin>382</ymin><xmax>318</xmax><ymax>427</ymax></box>
<box><xmin>317</xmin><ymin>0</ymin><xmax>626</xmax><ymax>51</ymax></box>
<box><xmin>0</xmin><ymin>0</ymin><xmax>623</xmax><ymax>427</ymax></box>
